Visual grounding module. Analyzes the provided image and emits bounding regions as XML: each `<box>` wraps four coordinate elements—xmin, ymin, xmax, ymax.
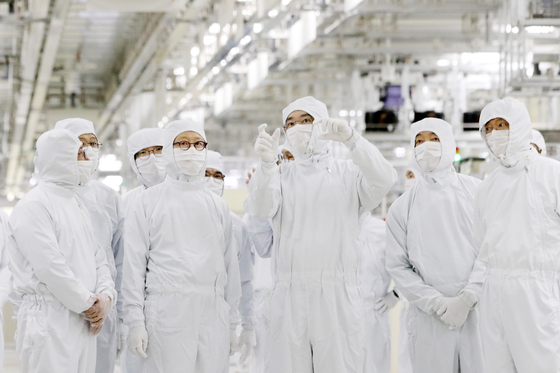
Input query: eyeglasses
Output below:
<box><xmin>82</xmin><ymin>141</ymin><xmax>102</xmax><ymax>149</ymax></box>
<box><xmin>284</xmin><ymin>117</ymin><xmax>313</xmax><ymax>130</ymax></box>
<box><xmin>205</xmin><ymin>172</ymin><xmax>225</xmax><ymax>181</ymax></box>
<box><xmin>173</xmin><ymin>141</ymin><xmax>207</xmax><ymax>151</ymax></box>
<box><xmin>136</xmin><ymin>148</ymin><xmax>163</xmax><ymax>160</ymax></box>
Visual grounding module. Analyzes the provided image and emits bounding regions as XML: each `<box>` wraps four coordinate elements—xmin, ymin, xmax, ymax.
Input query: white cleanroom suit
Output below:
<box><xmin>9</xmin><ymin>129</ymin><xmax>116</xmax><ymax>373</ymax></box>
<box><xmin>244</xmin><ymin>96</ymin><xmax>397</xmax><ymax>373</ymax></box>
<box><xmin>122</xmin><ymin>120</ymin><xmax>242</xmax><ymax>373</ymax></box>
<box><xmin>386</xmin><ymin>118</ymin><xmax>484</xmax><ymax>373</ymax></box>
<box><xmin>359</xmin><ymin>213</ymin><xmax>396</xmax><ymax>373</ymax></box>
<box><xmin>474</xmin><ymin>98</ymin><xmax>560</xmax><ymax>373</ymax></box>
<box><xmin>54</xmin><ymin>118</ymin><xmax>125</xmax><ymax>373</ymax></box>
<box><xmin>206</xmin><ymin>150</ymin><xmax>256</xmax><ymax>362</ymax></box>
<box><xmin>120</xmin><ymin>127</ymin><xmax>165</xmax><ymax>373</ymax></box>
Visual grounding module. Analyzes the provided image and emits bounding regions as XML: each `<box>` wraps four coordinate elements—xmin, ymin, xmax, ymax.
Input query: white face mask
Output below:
<box><xmin>77</xmin><ymin>161</ymin><xmax>92</xmax><ymax>185</ymax></box>
<box><xmin>415</xmin><ymin>141</ymin><xmax>442</xmax><ymax>173</ymax></box>
<box><xmin>486</xmin><ymin>130</ymin><xmax>509</xmax><ymax>157</ymax></box>
<box><xmin>405</xmin><ymin>178</ymin><xmax>418</xmax><ymax>191</ymax></box>
<box><xmin>136</xmin><ymin>156</ymin><xmax>166</xmax><ymax>187</ymax></box>
<box><xmin>174</xmin><ymin>147</ymin><xmax>206</xmax><ymax>176</ymax></box>
<box><xmin>286</xmin><ymin>124</ymin><xmax>313</xmax><ymax>154</ymax></box>
<box><xmin>205</xmin><ymin>176</ymin><xmax>224</xmax><ymax>196</ymax></box>
<box><xmin>84</xmin><ymin>146</ymin><xmax>99</xmax><ymax>173</ymax></box>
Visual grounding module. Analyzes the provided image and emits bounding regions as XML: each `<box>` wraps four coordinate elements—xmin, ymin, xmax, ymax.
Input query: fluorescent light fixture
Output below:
<box><xmin>268</xmin><ymin>9</ymin><xmax>279</xmax><ymax>18</ymax></box>
<box><xmin>253</xmin><ymin>23</ymin><xmax>263</xmax><ymax>33</ymax></box>
<box><xmin>437</xmin><ymin>59</ymin><xmax>450</xmax><ymax>67</ymax></box>
<box><xmin>526</xmin><ymin>26</ymin><xmax>554</xmax><ymax>34</ymax></box>
<box><xmin>102</xmin><ymin>175</ymin><xmax>123</xmax><ymax>192</ymax></box>
<box><xmin>191</xmin><ymin>46</ymin><xmax>200</xmax><ymax>56</ymax></box>
<box><xmin>209</xmin><ymin>23</ymin><xmax>221</xmax><ymax>34</ymax></box>
<box><xmin>98</xmin><ymin>155</ymin><xmax>123</xmax><ymax>172</ymax></box>
<box><xmin>395</xmin><ymin>147</ymin><xmax>406</xmax><ymax>158</ymax></box>
<box><xmin>190</xmin><ymin>67</ymin><xmax>198</xmax><ymax>75</ymax></box>
<box><xmin>204</xmin><ymin>35</ymin><xmax>217</xmax><ymax>45</ymax></box>
<box><xmin>240</xmin><ymin>35</ymin><xmax>252</xmax><ymax>46</ymax></box>
<box><xmin>339</xmin><ymin>110</ymin><xmax>348</xmax><ymax>117</ymax></box>
<box><xmin>173</xmin><ymin>67</ymin><xmax>185</xmax><ymax>76</ymax></box>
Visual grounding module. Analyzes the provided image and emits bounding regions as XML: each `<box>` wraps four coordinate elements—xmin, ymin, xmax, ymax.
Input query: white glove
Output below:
<box><xmin>374</xmin><ymin>291</ymin><xmax>399</xmax><ymax>315</ymax></box>
<box><xmin>229</xmin><ymin>328</ymin><xmax>240</xmax><ymax>356</ymax></box>
<box><xmin>254</xmin><ymin>123</ymin><xmax>280</xmax><ymax>163</ymax></box>
<box><xmin>127</xmin><ymin>326</ymin><xmax>149</xmax><ymax>358</ymax></box>
<box><xmin>436</xmin><ymin>296</ymin><xmax>471</xmax><ymax>330</ymax></box>
<box><xmin>316</xmin><ymin>118</ymin><xmax>353</xmax><ymax>142</ymax></box>
<box><xmin>238</xmin><ymin>328</ymin><xmax>257</xmax><ymax>364</ymax></box>
<box><xmin>116</xmin><ymin>321</ymin><xmax>126</xmax><ymax>358</ymax></box>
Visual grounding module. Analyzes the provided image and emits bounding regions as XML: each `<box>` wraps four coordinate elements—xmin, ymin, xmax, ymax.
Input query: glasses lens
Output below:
<box><xmin>138</xmin><ymin>153</ymin><xmax>149</xmax><ymax>159</ymax></box>
<box><xmin>194</xmin><ymin>142</ymin><xmax>205</xmax><ymax>150</ymax></box>
<box><xmin>180</xmin><ymin>142</ymin><xmax>190</xmax><ymax>150</ymax></box>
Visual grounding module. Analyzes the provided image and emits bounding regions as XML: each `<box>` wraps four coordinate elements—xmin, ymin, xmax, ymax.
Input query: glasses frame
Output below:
<box><xmin>173</xmin><ymin>141</ymin><xmax>208</xmax><ymax>151</ymax></box>
<box><xmin>136</xmin><ymin>148</ymin><xmax>163</xmax><ymax>160</ymax></box>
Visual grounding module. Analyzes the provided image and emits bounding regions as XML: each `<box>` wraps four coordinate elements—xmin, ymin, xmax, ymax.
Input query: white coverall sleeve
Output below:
<box><xmin>243</xmin><ymin>214</ymin><xmax>274</xmax><ymax>258</ymax></box>
<box><xmin>344</xmin><ymin>132</ymin><xmax>398</xmax><ymax>212</ymax></box>
<box><xmin>94</xmin><ymin>242</ymin><xmax>117</xmax><ymax>305</ymax></box>
<box><xmin>238</xmin><ymin>224</ymin><xmax>255</xmax><ymax>330</ymax></box>
<box><xmin>9</xmin><ymin>202</ymin><xmax>94</xmax><ymax>314</ymax></box>
<box><xmin>112</xmin><ymin>195</ymin><xmax>125</xmax><ymax>319</ymax></box>
<box><xmin>223</xmin><ymin>212</ymin><xmax>242</xmax><ymax>328</ymax></box>
<box><xmin>244</xmin><ymin>162</ymin><xmax>281</xmax><ymax>219</ymax></box>
<box><xmin>121</xmin><ymin>199</ymin><xmax>150</xmax><ymax>329</ymax></box>
<box><xmin>385</xmin><ymin>206</ymin><xmax>443</xmax><ymax>314</ymax></box>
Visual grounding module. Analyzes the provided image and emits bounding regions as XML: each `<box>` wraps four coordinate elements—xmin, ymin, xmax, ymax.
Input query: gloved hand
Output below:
<box><xmin>89</xmin><ymin>319</ymin><xmax>104</xmax><ymax>335</ymax></box>
<box><xmin>116</xmin><ymin>321</ymin><xmax>126</xmax><ymax>358</ymax></box>
<box><xmin>436</xmin><ymin>296</ymin><xmax>471</xmax><ymax>330</ymax></box>
<box><xmin>374</xmin><ymin>291</ymin><xmax>400</xmax><ymax>315</ymax></box>
<box><xmin>127</xmin><ymin>326</ymin><xmax>149</xmax><ymax>358</ymax></box>
<box><xmin>316</xmin><ymin>118</ymin><xmax>353</xmax><ymax>142</ymax></box>
<box><xmin>83</xmin><ymin>293</ymin><xmax>112</xmax><ymax>324</ymax></box>
<box><xmin>229</xmin><ymin>328</ymin><xmax>240</xmax><ymax>356</ymax></box>
<box><xmin>238</xmin><ymin>328</ymin><xmax>257</xmax><ymax>364</ymax></box>
<box><xmin>254</xmin><ymin>123</ymin><xmax>280</xmax><ymax>163</ymax></box>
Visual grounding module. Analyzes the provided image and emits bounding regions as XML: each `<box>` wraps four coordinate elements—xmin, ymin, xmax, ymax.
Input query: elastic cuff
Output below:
<box><xmin>343</xmin><ymin>130</ymin><xmax>361</xmax><ymax>151</ymax></box>
<box><xmin>100</xmin><ymin>288</ymin><xmax>118</xmax><ymax>308</ymax></box>
<box><xmin>459</xmin><ymin>290</ymin><xmax>477</xmax><ymax>309</ymax></box>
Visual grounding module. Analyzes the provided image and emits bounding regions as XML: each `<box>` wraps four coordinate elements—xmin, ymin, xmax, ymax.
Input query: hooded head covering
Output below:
<box><xmin>410</xmin><ymin>118</ymin><xmax>456</xmax><ymax>175</ymax></box>
<box><xmin>164</xmin><ymin>119</ymin><xmax>207</xmax><ymax>180</ymax></box>
<box><xmin>127</xmin><ymin>128</ymin><xmax>165</xmax><ymax>187</ymax></box>
<box><xmin>282</xmin><ymin>96</ymin><xmax>330</xmax><ymax>157</ymax></box>
<box><xmin>54</xmin><ymin>118</ymin><xmax>97</xmax><ymax>138</ymax></box>
<box><xmin>35</xmin><ymin>129</ymin><xmax>82</xmax><ymax>188</ymax></box>
<box><xmin>531</xmin><ymin>129</ymin><xmax>547</xmax><ymax>156</ymax></box>
<box><xmin>206</xmin><ymin>150</ymin><xmax>224</xmax><ymax>172</ymax></box>
<box><xmin>479</xmin><ymin>98</ymin><xmax>532</xmax><ymax>167</ymax></box>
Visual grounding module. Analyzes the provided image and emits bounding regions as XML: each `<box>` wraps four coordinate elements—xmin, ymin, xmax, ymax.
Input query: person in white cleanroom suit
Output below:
<box><xmin>9</xmin><ymin>129</ymin><xmax>116</xmax><ymax>373</ymax></box>
<box><xmin>386</xmin><ymin>118</ymin><xmax>484</xmax><ymax>373</ymax></box>
<box><xmin>54</xmin><ymin>118</ymin><xmax>125</xmax><ymax>373</ymax></box>
<box><xmin>122</xmin><ymin>119</ymin><xmax>242</xmax><ymax>373</ymax></box>
<box><xmin>530</xmin><ymin>129</ymin><xmax>547</xmax><ymax>156</ymax></box>
<box><xmin>205</xmin><ymin>150</ymin><xmax>256</xmax><ymax>364</ymax></box>
<box><xmin>122</xmin><ymin>128</ymin><xmax>166</xmax><ymax>213</ymax></box>
<box><xmin>474</xmin><ymin>98</ymin><xmax>560</xmax><ymax>373</ymax></box>
<box><xmin>359</xmin><ymin>213</ymin><xmax>398</xmax><ymax>373</ymax></box>
<box><xmin>244</xmin><ymin>96</ymin><xmax>397</xmax><ymax>373</ymax></box>
<box><xmin>120</xmin><ymin>127</ymin><xmax>166</xmax><ymax>373</ymax></box>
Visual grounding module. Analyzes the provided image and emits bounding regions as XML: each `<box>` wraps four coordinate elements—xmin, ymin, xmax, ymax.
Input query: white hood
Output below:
<box><xmin>479</xmin><ymin>98</ymin><xmax>532</xmax><ymax>167</ymax></box>
<box><xmin>410</xmin><ymin>118</ymin><xmax>456</xmax><ymax>175</ymax></box>
<box><xmin>127</xmin><ymin>128</ymin><xmax>165</xmax><ymax>187</ymax></box>
<box><xmin>531</xmin><ymin>129</ymin><xmax>547</xmax><ymax>156</ymax></box>
<box><xmin>54</xmin><ymin>118</ymin><xmax>97</xmax><ymax>138</ymax></box>
<box><xmin>282</xmin><ymin>96</ymin><xmax>330</xmax><ymax>157</ymax></box>
<box><xmin>206</xmin><ymin>150</ymin><xmax>224</xmax><ymax>172</ymax></box>
<box><xmin>164</xmin><ymin>119</ymin><xmax>207</xmax><ymax>180</ymax></box>
<box><xmin>34</xmin><ymin>129</ymin><xmax>82</xmax><ymax>188</ymax></box>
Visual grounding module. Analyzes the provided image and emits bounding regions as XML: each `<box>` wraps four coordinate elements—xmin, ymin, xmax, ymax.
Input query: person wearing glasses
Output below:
<box><xmin>9</xmin><ymin>128</ymin><xmax>116</xmax><ymax>373</ymax></box>
<box><xmin>122</xmin><ymin>120</ymin><xmax>241</xmax><ymax>372</ymax></box>
<box><xmin>122</xmin><ymin>128</ymin><xmax>166</xmax><ymax>214</ymax></box>
<box><xmin>54</xmin><ymin>118</ymin><xmax>125</xmax><ymax>373</ymax></box>
<box><xmin>205</xmin><ymin>150</ymin><xmax>256</xmax><ymax>365</ymax></box>
<box><xmin>119</xmin><ymin>127</ymin><xmax>166</xmax><ymax>373</ymax></box>
<box><xmin>244</xmin><ymin>96</ymin><xmax>397</xmax><ymax>373</ymax></box>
